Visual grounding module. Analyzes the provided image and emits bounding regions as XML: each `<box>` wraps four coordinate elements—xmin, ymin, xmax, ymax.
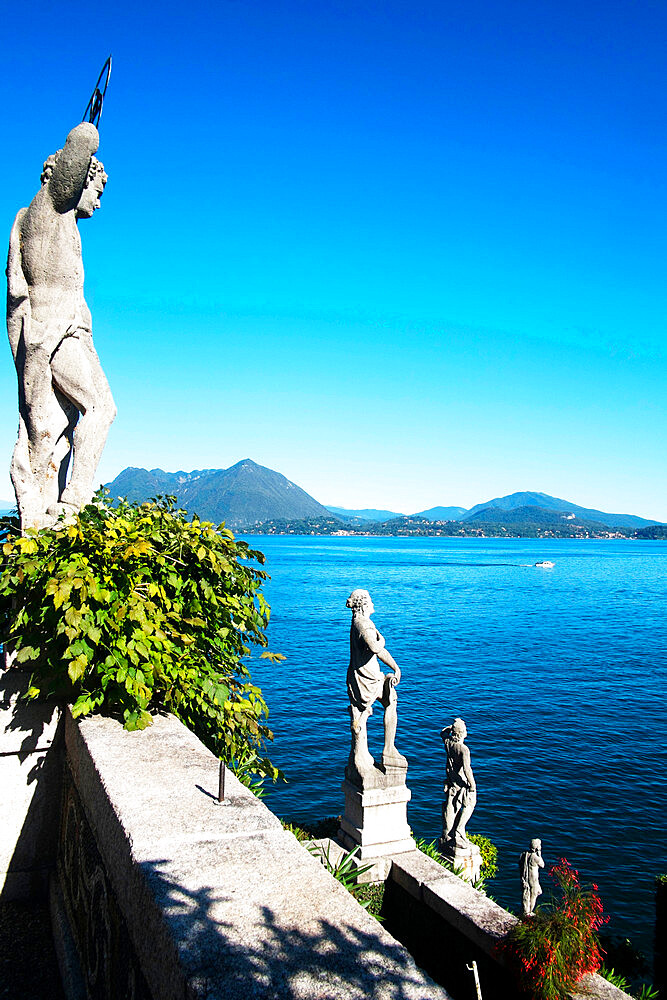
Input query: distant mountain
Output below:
<box><xmin>461</xmin><ymin>491</ymin><xmax>657</xmax><ymax>529</ymax></box>
<box><xmin>465</xmin><ymin>505</ymin><xmax>609</xmax><ymax>530</ymax></box>
<box><xmin>326</xmin><ymin>506</ymin><xmax>405</xmax><ymax>522</ymax></box>
<box><xmin>106</xmin><ymin>460</ymin><xmax>337</xmax><ymax>530</ymax></box>
<box><xmin>411</xmin><ymin>505</ymin><xmax>467</xmax><ymax>520</ymax></box>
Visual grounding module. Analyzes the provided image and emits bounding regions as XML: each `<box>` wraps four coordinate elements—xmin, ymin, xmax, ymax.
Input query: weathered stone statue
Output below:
<box><xmin>439</xmin><ymin>717</ymin><xmax>481</xmax><ymax>881</ymax></box>
<box><xmin>441</xmin><ymin>717</ymin><xmax>476</xmax><ymax>848</ymax></box>
<box><xmin>345</xmin><ymin>588</ymin><xmax>406</xmax><ymax>777</ymax></box>
<box><xmin>339</xmin><ymin>589</ymin><xmax>413</xmax><ymax>869</ymax></box>
<box><xmin>7</xmin><ymin>122</ymin><xmax>116</xmax><ymax>530</ymax></box>
<box><xmin>520</xmin><ymin>838</ymin><xmax>545</xmax><ymax>917</ymax></box>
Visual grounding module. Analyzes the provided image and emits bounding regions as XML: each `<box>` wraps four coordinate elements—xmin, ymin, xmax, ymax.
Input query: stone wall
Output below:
<box><xmin>313</xmin><ymin>838</ymin><xmax>631</xmax><ymax>1000</ymax></box>
<box><xmin>57</xmin><ymin>710</ymin><xmax>453</xmax><ymax>1000</ymax></box>
<box><xmin>1</xmin><ymin>683</ymin><xmax>634</xmax><ymax>1000</ymax></box>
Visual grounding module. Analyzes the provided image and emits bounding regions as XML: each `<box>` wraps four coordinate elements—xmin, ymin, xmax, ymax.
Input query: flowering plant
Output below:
<box><xmin>502</xmin><ymin>858</ymin><xmax>607</xmax><ymax>999</ymax></box>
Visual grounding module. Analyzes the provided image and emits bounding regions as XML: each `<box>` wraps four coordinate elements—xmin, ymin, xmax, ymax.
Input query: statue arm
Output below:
<box><xmin>47</xmin><ymin>123</ymin><xmax>99</xmax><ymax>213</ymax></box>
<box><xmin>461</xmin><ymin>745</ymin><xmax>476</xmax><ymax>791</ymax></box>
<box><xmin>355</xmin><ymin>620</ymin><xmax>401</xmax><ymax>681</ymax></box>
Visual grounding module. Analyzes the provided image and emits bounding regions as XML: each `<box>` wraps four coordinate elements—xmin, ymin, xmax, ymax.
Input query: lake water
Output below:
<box><xmin>244</xmin><ymin>535</ymin><xmax>666</xmax><ymax>962</ymax></box>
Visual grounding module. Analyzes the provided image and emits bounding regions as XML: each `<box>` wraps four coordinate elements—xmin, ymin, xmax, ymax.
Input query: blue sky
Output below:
<box><xmin>1</xmin><ymin>0</ymin><xmax>665</xmax><ymax>519</ymax></box>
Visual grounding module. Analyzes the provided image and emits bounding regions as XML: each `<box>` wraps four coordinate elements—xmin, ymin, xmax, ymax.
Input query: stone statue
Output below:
<box><xmin>441</xmin><ymin>717</ymin><xmax>476</xmax><ymax>849</ymax></box>
<box><xmin>345</xmin><ymin>589</ymin><xmax>407</xmax><ymax>777</ymax></box>
<box><xmin>6</xmin><ymin>122</ymin><xmax>116</xmax><ymax>530</ymax></box>
<box><xmin>520</xmin><ymin>838</ymin><xmax>545</xmax><ymax>917</ymax></box>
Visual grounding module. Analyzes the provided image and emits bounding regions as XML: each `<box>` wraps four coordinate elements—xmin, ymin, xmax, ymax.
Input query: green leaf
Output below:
<box><xmin>15</xmin><ymin>645</ymin><xmax>39</xmax><ymax>663</ymax></box>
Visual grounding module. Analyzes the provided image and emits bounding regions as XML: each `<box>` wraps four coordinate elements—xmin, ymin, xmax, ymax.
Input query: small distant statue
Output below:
<box><xmin>520</xmin><ymin>838</ymin><xmax>545</xmax><ymax>917</ymax></box>
<box><xmin>346</xmin><ymin>589</ymin><xmax>407</xmax><ymax>777</ymax></box>
<box><xmin>7</xmin><ymin>121</ymin><xmax>116</xmax><ymax>530</ymax></box>
<box><xmin>441</xmin><ymin>718</ymin><xmax>477</xmax><ymax>849</ymax></box>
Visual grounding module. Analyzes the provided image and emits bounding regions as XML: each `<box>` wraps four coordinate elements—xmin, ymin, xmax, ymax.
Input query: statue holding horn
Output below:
<box><xmin>6</xmin><ymin>59</ymin><xmax>116</xmax><ymax>530</ymax></box>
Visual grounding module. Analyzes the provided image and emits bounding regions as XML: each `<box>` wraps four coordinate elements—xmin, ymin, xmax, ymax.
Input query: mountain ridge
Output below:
<box><xmin>106</xmin><ymin>460</ymin><xmax>336</xmax><ymax>530</ymax></box>
<box><xmin>460</xmin><ymin>491</ymin><xmax>651</xmax><ymax>528</ymax></box>
<box><xmin>105</xmin><ymin>464</ymin><xmax>663</xmax><ymax>531</ymax></box>
<box><xmin>412</xmin><ymin>505</ymin><xmax>468</xmax><ymax>520</ymax></box>
<box><xmin>326</xmin><ymin>506</ymin><xmax>405</xmax><ymax>522</ymax></box>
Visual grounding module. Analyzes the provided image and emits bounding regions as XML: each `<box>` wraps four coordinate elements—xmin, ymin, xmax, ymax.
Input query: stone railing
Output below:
<box><xmin>1</xmin><ymin>682</ymin><xmax>634</xmax><ymax>1000</ymax></box>
<box><xmin>55</xmin><ymin>710</ymin><xmax>453</xmax><ymax>1000</ymax></box>
<box><xmin>312</xmin><ymin>838</ymin><xmax>632</xmax><ymax>1000</ymax></box>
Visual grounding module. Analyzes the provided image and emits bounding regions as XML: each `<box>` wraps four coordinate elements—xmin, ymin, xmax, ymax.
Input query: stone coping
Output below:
<box><xmin>65</xmin><ymin>710</ymin><xmax>453</xmax><ymax>1000</ymax></box>
<box><xmin>389</xmin><ymin>847</ymin><xmax>632</xmax><ymax>1000</ymax></box>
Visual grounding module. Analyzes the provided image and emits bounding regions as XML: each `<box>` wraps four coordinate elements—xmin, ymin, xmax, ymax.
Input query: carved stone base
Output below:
<box><xmin>339</xmin><ymin>768</ymin><xmax>414</xmax><ymax>866</ymax></box>
<box><xmin>438</xmin><ymin>838</ymin><xmax>481</xmax><ymax>883</ymax></box>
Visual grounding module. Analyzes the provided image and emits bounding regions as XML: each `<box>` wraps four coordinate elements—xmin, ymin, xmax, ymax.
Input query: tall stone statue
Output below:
<box><xmin>520</xmin><ymin>838</ymin><xmax>545</xmax><ymax>917</ymax></box>
<box><xmin>345</xmin><ymin>588</ymin><xmax>407</xmax><ymax>777</ymax></box>
<box><xmin>6</xmin><ymin>121</ymin><xmax>116</xmax><ymax>530</ymax></box>
<box><xmin>339</xmin><ymin>589</ymin><xmax>414</xmax><ymax>869</ymax></box>
<box><xmin>439</xmin><ymin>717</ymin><xmax>481</xmax><ymax>881</ymax></box>
<box><xmin>441</xmin><ymin>717</ymin><xmax>477</xmax><ymax>848</ymax></box>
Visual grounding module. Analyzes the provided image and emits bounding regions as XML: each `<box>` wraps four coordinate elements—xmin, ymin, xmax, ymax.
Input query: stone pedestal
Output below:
<box><xmin>339</xmin><ymin>761</ymin><xmax>414</xmax><ymax>880</ymax></box>
<box><xmin>438</xmin><ymin>838</ymin><xmax>481</xmax><ymax>884</ymax></box>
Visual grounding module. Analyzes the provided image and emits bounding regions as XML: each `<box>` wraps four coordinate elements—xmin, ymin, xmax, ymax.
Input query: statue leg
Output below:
<box><xmin>349</xmin><ymin>704</ymin><xmax>375</xmax><ymax>773</ymax></box>
<box><xmin>12</xmin><ymin>334</ymin><xmax>65</xmax><ymax>527</ymax></box>
<box><xmin>442</xmin><ymin>788</ymin><xmax>458</xmax><ymax>843</ymax></box>
<box><xmin>380</xmin><ymin>681</ymin><xmax>407</xmax><ymax>768</ymax></box>
<box><xmin>50</xmin><ymin>336</ymin><xmax>116</xmax><ymax>512</ymax></box>
<box><xmin>451</xmin><ymin>789</ymin><xmax>476</xmax><ymax>846</ymax></box>
<box><xmin>10</xmin><ymin>416</ymin><xmax>39</xmax><ymax>529</ymax></box>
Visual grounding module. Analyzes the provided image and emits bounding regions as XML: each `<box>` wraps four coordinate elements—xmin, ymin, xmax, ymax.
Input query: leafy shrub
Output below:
<box><xmin>308</xmin><ymin>842</ymin><xmax>376</xmax><ymax>907</ymax></box>
<box><xmin>468</xmin><ymin>833</ymin><xmax>498</xmax><ymax>879</ymax></box>
<box><xmin>354</xmin><ymin>881</ymin><xmax>385</xmax><ymax>919</ymax></box>
<box><xmin>414</xmin><ymin>834</ymin><xmax>498</xmax><ymax>891</ymax></box>
<box><xmin>502</xmin><ymin>858</ymin><xmax>606</xmax><ymax>1000</ymax></box>
<box><xmin>0</xmin><ymin>496</ymin><xmax>281</xmax><ymax>781</ymax></box>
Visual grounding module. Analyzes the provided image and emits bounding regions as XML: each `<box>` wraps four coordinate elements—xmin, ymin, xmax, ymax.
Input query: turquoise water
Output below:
<box><xmin>245</xmin><ymin>536</ymin><xmax>667</xmax><ymax>961</ymax></box>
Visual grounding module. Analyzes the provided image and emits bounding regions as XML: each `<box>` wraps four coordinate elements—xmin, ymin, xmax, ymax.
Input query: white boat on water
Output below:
<box><xmin>535</xmin><ymin>560</ymin><xmax>555</xmax><ymax>568</ymax></box>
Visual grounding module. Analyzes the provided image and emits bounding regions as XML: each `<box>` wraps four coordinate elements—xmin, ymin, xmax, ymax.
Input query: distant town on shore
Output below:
<box><xmin>2</xmin><ymin>457</ymin><xmax>664</xmax><ymax>539</ymax></box>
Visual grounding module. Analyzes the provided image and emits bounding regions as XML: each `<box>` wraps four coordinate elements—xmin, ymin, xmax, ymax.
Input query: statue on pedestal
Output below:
<box><xmin>438</xmin><ymin>717</ymin><xmax>481</xmax><ymax>882</ymax></box>
<box><xmin>441</xmin><ymin>717</ymin><xmax>477</xmax><ymax>848</ymax></box>
<box><xmin>520</xmin><ymin>838</ymin><xmax>545</xmax><ymax>916</ymax></box>
<box><xmin>7</xmin><ymin>119</ymin><xmax>116</xmax><ymax>530</ymax></box>
<box><xmin>345</xmin><ymin>589</ymin><xmax>407</xmax><ymax>779</ymax></box>
<box><xmin>339</xmin><ymin>589</ymin><xmax>414</xmax><ymax>866</ymax></box>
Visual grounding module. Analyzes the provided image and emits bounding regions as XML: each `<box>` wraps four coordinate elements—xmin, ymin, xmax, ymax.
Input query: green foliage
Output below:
<box><xmin>468</xmin><ymin>833</ymin><xmax>498</xmax><ymax>879</ymax></box>
<box><xmin>600</xmin><ymin>967</ymin><xmax>630</xmax><ymax>989</ymax></box>
<box><xmin>281</xmin><ymin>816</ymin><xmax>341</xmax><ymax>842</ymax></box>
<box><xmin>635</xmin><ymin>986</ymin><xmax>660</xmax><ymax>999</ymax></box>
<box><xmin>414</xmin><ymin>836</ymin><xmax>448</xmax><ymax>864</ymax></box>
<box><xmin>354</xmin><ymin>881</ymin><xmax>385</xmax><ymax>919</ymax></box>
<box><xmin>599</xmin><ymin>969</ymin><xmax>660</xmax><ymax>999</ymax></box>
<box><xmin>414</xmin><ymin>834</ymin><xmax>498</xmax><ymax>892</ymax></box>
<box><xmin>308</xmin><ymin>843</ymin><xmax>375</xmax><ymax>906</ymax></box>
<box><xmin>281</xmin><ymin>820</ymin><xmax>311</xmax><ymax>843</ymax></box>
<box><xmin>636</xmin><ymin>525</ymin><xmax>667</xmax><ymax>540</ymax></box>
<box><xmin>0</xmin><ymin>495</ymin><xmax>280</xmax><ymax>781</ymax></box>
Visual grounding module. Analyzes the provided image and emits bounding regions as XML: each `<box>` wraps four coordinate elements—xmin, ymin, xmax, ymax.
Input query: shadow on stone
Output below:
<box><xmin>139</xmin><ymin>858</ymin><xmax>447</xmax><ymax>1000</ymax></box>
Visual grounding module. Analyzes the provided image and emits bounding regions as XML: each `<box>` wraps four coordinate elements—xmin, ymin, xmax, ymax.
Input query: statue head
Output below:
<box><xmin>346</xmin><ymin>588</ymin><xmax>373</xmax><ymax>616</ymax></box>
<box><xmin>40</xmin><ymin>151</ymin><xmax>107</xmax><ymax>218</ymax></box>
<box><xmin>530</xmin><ymin>838</ymin><xmax>541</xmax><ymax>851</ymax></box>
<box><xmin>76</xmin><ymin>158</ymin><xmax>107</xmax><ymax>218</ymax></box>
<box><xmin>450</xmin><ymin>717</ymin><xmax>467</xmax><ymax>741</ymax></box>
